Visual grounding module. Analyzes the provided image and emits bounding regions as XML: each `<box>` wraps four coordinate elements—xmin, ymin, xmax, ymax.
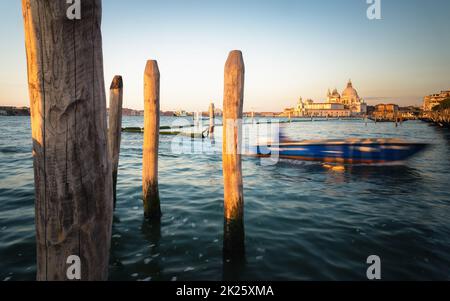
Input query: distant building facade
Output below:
<box><xmin>399</xmin><ymin>106</ymin><xmax>421</xmax><ymax>119</ymax></box>
<box><xmin>295</xmin><ymin>98</ymin><xmax>351</xmax><ymax>117</ymax></box>
<box><xmin>423</xmin><ymin>90</ymin><xmax>450</xmax><ymax>111</ymax></box>
<box><xmin>290</xmin><ymin>80</ymin><xmax>367</xmax><ymax>117</ymax></box>
<box><xmin>327</xmin><ymin>80</ymin><xmax>367</xmax><ymax>115</ymax></box>
<box><xmin>327</xmin><ymin>88</ymin><xmax>341</xmax><ymax>103</ymax></box>
<box><xmin>372</xmin><ymin>104</ymin><xmax>399</xmax><ymax>120</ymax></box>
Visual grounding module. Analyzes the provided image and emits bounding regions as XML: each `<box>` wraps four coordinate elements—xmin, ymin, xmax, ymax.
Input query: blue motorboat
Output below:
<box><xmin>251</xmin><ymin>138</ymin><xmax>428</xmax><ymax>164</ymax></box>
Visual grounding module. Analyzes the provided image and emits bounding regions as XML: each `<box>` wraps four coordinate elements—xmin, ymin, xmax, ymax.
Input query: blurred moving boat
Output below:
<box><xmin>252</xmin><ymin>138</ymin><xmax>428</xmax><ymax>164</ymax></box>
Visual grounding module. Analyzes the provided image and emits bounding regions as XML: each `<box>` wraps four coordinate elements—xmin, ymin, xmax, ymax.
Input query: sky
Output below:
<box><xmin>1</xmin><ymin>0</ymin><xmax>449</xmax><ymax>111</ymax></box>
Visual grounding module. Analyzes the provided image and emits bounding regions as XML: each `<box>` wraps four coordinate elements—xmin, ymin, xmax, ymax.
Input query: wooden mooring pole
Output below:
<box><xmin>22</xmin><ymin>0</ymin><xmax>113</xmax><ymax>280</ymax></box>
<box><xmin>209</xmin><ymin>102</ymin><xmax>215</xmax><ymax>136</ymax></box>
<box><xmin>222</xmin><ymin>50</ymin><xmax>245</xmax><ymax>259</ymax></box>
<box><xmin>143</xmin><ymin>60</ymin><xmax>161</xmax><ymax>219</ymax></box>
<box><xmin>109</xmin><ymin>76</ymin><xmax>123</xmax><ymax>208</ymax></box>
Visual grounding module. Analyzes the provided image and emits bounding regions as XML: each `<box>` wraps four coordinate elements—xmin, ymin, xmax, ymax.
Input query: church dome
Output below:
<box><xmin>342</xmin><ymin>80</ymin><xmax>359</xmax><ymax>98</ymax></box>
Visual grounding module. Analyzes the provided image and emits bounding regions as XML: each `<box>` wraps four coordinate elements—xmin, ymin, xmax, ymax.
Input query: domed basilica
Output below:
<box><xmin>327</xmin><ymin>80</ymin><xmax>367</xmax><ymax>115</ymax></box>
<box><xmin>293</xmin><ymin>80</ymin><xmax>367</xmax><ymax>117</ymax></box>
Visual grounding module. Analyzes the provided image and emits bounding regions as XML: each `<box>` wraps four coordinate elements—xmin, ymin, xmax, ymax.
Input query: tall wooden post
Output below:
<box><xmin>209</xmin><ymin>102</ymin><xmax>215</xmax><ymax>136</ymax></box>
<box><xmin>222</xmin><ymin>50</ymin><xmax>245</xmax><ymax>259</ymax></box>
<box><xmin>143</xmin><ymin>60</ymin><xmax>161</xmax><ymax>219</ymax></box>
<box><xmin>22</xmin><ymin>0</ymin><xmax>113</xmax><ymax>281</ymax></box>
<box><xmin>109</xmin><ymin>76</ymin><xmax>123</xmax><ymax>208</ymax></box>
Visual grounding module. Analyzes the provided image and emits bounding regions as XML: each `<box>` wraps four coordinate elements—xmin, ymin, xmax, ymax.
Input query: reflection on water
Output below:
<box><xmin>271</xmin><ymin>159</ymin><xmax>423</xmax><ymax>186</ymax></box>
<box><xmin>222</xmin><ymin>218</ymin><xmax>246</xmax><ymax>281</ymax></box>
<box><xmin>222</xmin><ymin>251</ymin><xmax>246</xmax><ymax>282</ymax></box>
<box><xmin>140</xmin><ymin>219</ymin><xmax>163</xmax><ymax>280</ymax></box>
<box><xmin>223</xmin><ymin>219</ymin><xmax>245</xmax><ymax>258</ymax></box>
<box><xmin>1</xmin><ymin>117</ymin><xmax>450</xmax><ymax>281</ymax></box>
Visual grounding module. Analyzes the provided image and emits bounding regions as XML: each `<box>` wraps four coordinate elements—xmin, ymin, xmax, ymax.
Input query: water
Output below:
<box><xmin>1</xmin><ymin>116</ymin><xmax>449</xmax><ymax>281</ymax></box>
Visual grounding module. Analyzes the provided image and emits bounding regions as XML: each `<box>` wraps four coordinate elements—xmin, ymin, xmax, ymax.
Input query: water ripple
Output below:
<box><xmin>0</xmin><ymin>117</ymin><xmax>449</xmax><ymax>280</ymax></box>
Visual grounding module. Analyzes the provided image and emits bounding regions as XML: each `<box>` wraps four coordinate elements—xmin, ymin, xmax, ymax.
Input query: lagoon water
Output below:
<box><xmin>0</xmin><ymin>116</ymin><xmax>449</xmax><ymax>281</ymax></box>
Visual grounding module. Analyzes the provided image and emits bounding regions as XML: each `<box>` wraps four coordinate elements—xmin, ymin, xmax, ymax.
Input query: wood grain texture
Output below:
<box><xmin>222</xmin><ymin>50</ymin><xmax>245</xmax><ymax>259</ymax></box>
<box><xmin>22</xmin><ymin>0</ymin><xmax>113</xmax><ymax>281</ymax></box>
<box><xmin>209</xmin><ymin>102</ymin><xmax>215</xmax><ymax>135</ymax></box>
<box><xmin>222</xmin><ymin>50</ymin><xmax>245</xmax><ymax>221</ymax></box>
<box><xmin>143</xmin><ymin>60</ymin><xmax>161</xmax><ymax>219</ymax></box>
<box><xmin>108</xmin><ymin>76</ymin><xmax>123</xmax><ymax>208</ymax></box>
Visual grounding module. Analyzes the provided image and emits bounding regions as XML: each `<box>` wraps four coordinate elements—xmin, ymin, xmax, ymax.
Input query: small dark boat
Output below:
<box><xmin>251</xmin><ymin>138</ymin><xmax>428</xmax><ymax>164</ymax></box>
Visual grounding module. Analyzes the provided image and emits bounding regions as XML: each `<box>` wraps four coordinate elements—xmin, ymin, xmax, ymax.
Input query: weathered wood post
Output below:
<box><xmin>209</xmin><ymin>102</ymin><xmax>215</xmax><ymax>136</ymax></box>
<box><xmin>109</xmin><ymin>76</ymin><xmax>123</xmax><ymax>208</ymax></box>
<box><xmin>22</xmin><ymin>0</ymin><xmax>113</xmax><ymax>281</ymax></box>
<box><xmin>143</xmin><ymin>60</ymin><xmax>161</xmax><ymax>219</ymax></box>
<box><xmin>222</xmin><ymin>50</ymin><xmax>245</xmax><ymax>259</ymax></box>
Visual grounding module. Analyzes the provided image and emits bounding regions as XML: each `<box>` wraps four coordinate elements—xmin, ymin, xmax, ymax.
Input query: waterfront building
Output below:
<box><xmin>294</xmin><ymin>97</ymin><xmax>351</xmax><ymax>117</ymax></box>
<box><xmin>423</xmin><ymin>90</ymin><xmax>450</xmax><ymax>111</ymax></box>
<box><xmin>283</xmin><ymin>107</ymin><xmax>295</xmax><ymax>116</ymax></box>
<box><xmin>327</xmin><ymin>88</ymin><xmax>341</xmax><ymax>103</ymax></box>
<box><xmin>325</xmin><ymin>81</ymin><xmax>368</xmax><ymax>115</ymax></box>
<box><xmin>258</xmin><ymin>112</ymin><xmax>279</xmax><ymax>117</ymax></box>
<box><xmin>372</xmin><ymin>104</ymin><xmax>399</xmax><ymax>120</ymax></box>
<box><xmin>336</xmin><ymin>80</ymin><xmax>367</xmax><ymax>115</ymax></box>
<box><xmin>399</xmin><ymin>106</ymin><xmax>421</xmax><ymax>119</ymax></box>
<box><xmin>286</xmin><ymin>80</ymin><xmax>367</xmax><ymax>117</ymax></box>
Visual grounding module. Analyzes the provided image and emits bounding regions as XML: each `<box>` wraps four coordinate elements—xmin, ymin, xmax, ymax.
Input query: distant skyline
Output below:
<box><xmin>1</xmin><ymin>0</ymin><xmax>450</xmax><ymax>111</ymax></box>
